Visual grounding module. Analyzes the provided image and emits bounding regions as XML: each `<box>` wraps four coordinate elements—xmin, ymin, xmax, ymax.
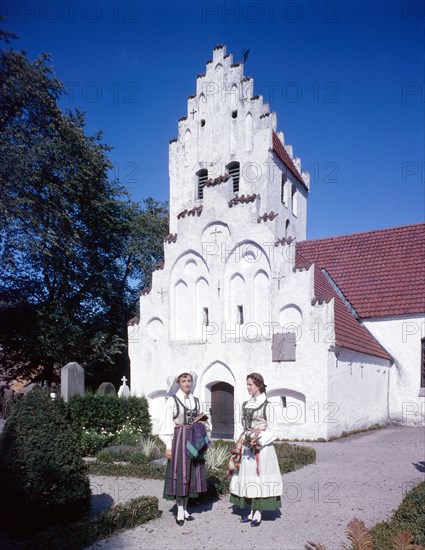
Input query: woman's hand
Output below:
<box><xmin>165</xmin><ymin>449</ymin><xmax>172</xmax><ymax>460</ymax></box>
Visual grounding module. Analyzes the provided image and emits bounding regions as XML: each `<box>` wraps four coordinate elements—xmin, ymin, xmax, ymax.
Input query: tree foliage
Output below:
<box><xmin>0</xmin><ymin>41</ymin><xmax>168</xmax><ymax>385</ymax></box>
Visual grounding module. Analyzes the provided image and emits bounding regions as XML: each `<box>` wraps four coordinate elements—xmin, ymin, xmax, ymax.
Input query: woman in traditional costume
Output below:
<box><xmin>159</xmin><ymin>368</ymin><xmax>210</xmax><ymax>526</ymax></box>
<box><xmin>229</xmin><ymin>372</ymin><xmax>282</xmax><ymax>526</ymax></box>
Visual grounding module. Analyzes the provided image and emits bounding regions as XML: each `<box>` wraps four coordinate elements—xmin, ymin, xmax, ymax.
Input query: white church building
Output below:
<box><xmin>128</xmin><ymin>45</ymin><xmax>425</xmax><ymax>440</ymax></box>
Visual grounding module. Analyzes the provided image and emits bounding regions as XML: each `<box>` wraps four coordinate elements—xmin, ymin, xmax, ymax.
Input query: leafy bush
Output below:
<box><xmin>60</xmin><ymin>394</ymin><xmax>152</xmax><ymax>455</ymax></box>
<box><xmin>111</xmin><ymin>418</ymin><xmax>145</xmax><ymax>446</ymax></box>
<box><xmin>0</xmin><ymin>389</ymin><xmax>91</xmax><ymax>534</ymax></box>
<box><xmin>63</xmin><ymin>394</ymin><xmax>151</xmax><ymax>436</ymax></box>
<box><xmin>25</xmin><ymin>496</ymin><xmax>159</xmax><ymax>550</ymax></box>
<box><xmin>87</xmin><ymin>460</ymin><xmax>165</xmax><ymax>479</ymax></box>
<box><xmin>129</xmin><ymin>451</ymin><xmax>149</xmax><ymax>466</ymax></box>
<box><xmin>96</xmin><ymin>450</ymin><xmax>114</xmax><ymax>463</ymax></box>
<box><xmin>275</xmin><ymin>441</ymin><xmax>316</xmax><ymax>473</ymax></box>
<box><xmin>371</xmin><ymin>481</ymin><xmax>425</xmax><ymax>548</ymax></box>
<box><xmin>80</xmin><ymin>428</ymin><xmax>114</xmax><ymax>456</ymax></box>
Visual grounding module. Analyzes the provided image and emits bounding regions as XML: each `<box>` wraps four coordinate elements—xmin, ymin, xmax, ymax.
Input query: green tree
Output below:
<box><xmin>0</xmin><ymin>39</ymin><xmax>168</xmax><ymax>386</ymax></box>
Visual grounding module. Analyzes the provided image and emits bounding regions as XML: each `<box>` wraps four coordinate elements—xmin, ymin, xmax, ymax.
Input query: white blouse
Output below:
<box><xmin>158</xmin><ymin>390</ymin><xmax>199</xmax><ymax>450</ymax></box>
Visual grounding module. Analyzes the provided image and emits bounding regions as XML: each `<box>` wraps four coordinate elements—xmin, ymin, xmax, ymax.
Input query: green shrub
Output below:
<box><xmin>371</xmin><ymin>481</ymin><xmax>425</xmax><ymax>548</ymax></box>
<box><xmin>0</xmin><ymin>389</ymin><xmax>91</xmax><ymax>534</ymax></box>
<box><xmin>129</xmin><ymin>451</ymin><xmax>149</xmax><ymax>466</ymax></box>
<box><xmin>87</xmin><ymin>460</ymin><xmax>165</xmax><ymax>479</ymax></box>
<box><xmin>25</xmin><ymin>496</ymin><xmax>159</xmax><ymax>550</ymax></box>
<box><xmin>63</xmin><ymin>394</ymin><xmax>151</xmax><ymax>438</ymax></box>
<box><xmin>80</xmin><ymin>428</ymin><xmax>114</xmax><ymax>456</ymax></box>
<box><xmin>96</xmin><ymin>450</ymin><xmax>114</xmax><ymax>463</ymax></box>
<box><xmin>275</xmin><ymin>441</ymin><xmax>316</xmax><ymax>473</ymax></box>
<box><xmin>59</xmin><ymin>394</ymin><xmax>151</xmax><ymax>455</ymax></box>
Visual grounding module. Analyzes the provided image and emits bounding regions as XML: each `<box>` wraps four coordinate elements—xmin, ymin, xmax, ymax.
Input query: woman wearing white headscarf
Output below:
<box><xmin>159</xmin><ymin>368</ymin><xmax>210</xmax><ymax>526</ymax></box>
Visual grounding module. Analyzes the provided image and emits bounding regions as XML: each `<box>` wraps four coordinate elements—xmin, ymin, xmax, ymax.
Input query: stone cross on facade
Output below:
<box><xmin>157</xmin><ymin>288</ymin><xmax>168</xmax><ymax>303</ymax></box>
<box><xmin>190</xmin><ymin>108</ymin><xmax>197</xmax><ymax>119</ymax></box>
<box><xmin>273</xmin><ymin>272</ymin><xmax>285</xmax><ymax>290</ymax></box>
<box><xmin>121</xmin><ymin>376</ymin><xmax>127</xmax><ymax>385</ymax></box>
<box><xmin>210</xmin><ymin>226</ymin><xmax>223</xmax><ymax>243</ymax></box>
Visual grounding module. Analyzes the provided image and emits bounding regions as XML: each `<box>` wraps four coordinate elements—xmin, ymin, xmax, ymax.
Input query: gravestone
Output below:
<box><xmin>61</xmin><ymin>362</ymin><xmax>85</xmax><ymax>402</ymax></box>
<box><xmin>97</xmin><ymin>382</ymin><xmax>116</xmax><ymax>396</ymax></box>
<box><xmin>117</xmin><ymin>376</ymin><xmax>131</xmax><ymax>398</ymax></box>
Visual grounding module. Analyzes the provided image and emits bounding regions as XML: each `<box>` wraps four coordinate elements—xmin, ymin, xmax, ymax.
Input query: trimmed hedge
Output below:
<box><xmin>24</xmin><ymin>496</ymin><xmax>159</xmax><ymax>550</ymax></box>
<box><xmin>60</xmin><ymin>393</ymin><xmax>152</xmax><ymax>434</ymax></box>
<box><xmin>275</xmin><ymin>441</ymin><xmax>317</xmax><ymax>473</ymax></box>
<box><xmin>56</xmin><ymin>394</ymin><xmax>152</xmax><ymax>455</ymax></box>
<box><xmin>88</xmin><ymin>460</ymin><xmax>165</xmax><ymax>479</ymax></box>
<box><xmin>0</xmin><ymin>389</ymin><xmax>91</xmax><ymax>534</ymax></box>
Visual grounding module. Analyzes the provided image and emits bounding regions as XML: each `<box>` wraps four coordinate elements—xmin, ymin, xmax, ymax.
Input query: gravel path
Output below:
<box><xmin>87</xmin><ymin>425</ymin><xmax>424</xmax><ymax>550</ymax></box>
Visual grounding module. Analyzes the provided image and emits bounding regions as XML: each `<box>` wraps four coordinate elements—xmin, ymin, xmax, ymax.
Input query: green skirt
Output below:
<box><xmin>229</xmin><ymin>493</ymin><xmax>281</xmax><ymax>511</ymax></box>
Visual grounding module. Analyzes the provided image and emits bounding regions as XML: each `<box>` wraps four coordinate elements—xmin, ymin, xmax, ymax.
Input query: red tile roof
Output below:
<box><xmin>272</xmin><ymin>131</ymin><xmax>308</xmax><ymax>191</ymax></box>
<box><xmin>297</xmin><ymin>223</ymin><xmax>425</xmax><ymax>318</ymax></box>
<box><xmin>313</xmin><ymin>267</ymin><xmax>392</xmax><ymax>361</ymax></box>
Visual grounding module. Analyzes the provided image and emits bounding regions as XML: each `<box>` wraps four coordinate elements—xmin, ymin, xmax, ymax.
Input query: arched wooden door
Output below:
<box><xmin>210</xmin><ymin>382</ymin><xmax>234</xmax><ymax>438</ymax></box>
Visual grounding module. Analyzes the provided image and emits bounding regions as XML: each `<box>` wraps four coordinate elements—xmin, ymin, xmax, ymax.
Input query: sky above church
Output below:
<box><xmin>3</xmin><ymin>0</ymin><xmax>424</xmax><ymax>240</ymax></box>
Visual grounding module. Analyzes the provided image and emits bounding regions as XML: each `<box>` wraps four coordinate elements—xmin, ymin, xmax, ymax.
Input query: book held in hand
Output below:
<box><xmin>192</xmin><ymin>412</ymin><xmax>208</xmax><ymax>423</ymax></box>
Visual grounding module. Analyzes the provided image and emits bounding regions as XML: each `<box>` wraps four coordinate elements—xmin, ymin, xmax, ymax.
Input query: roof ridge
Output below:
<box><xmin>298</xmin><ymin>222</ymin><xmax>425</xmax><ymax>245</ymax></box>
<box><xmin>320</xmin><ymin>268</ymin><xmax>359</xmax><ymax>318</ymax></box>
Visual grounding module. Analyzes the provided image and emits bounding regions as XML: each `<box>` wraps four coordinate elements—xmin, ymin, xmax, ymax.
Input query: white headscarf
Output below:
<box><xmin>166</xmin><ymin>367</ymin><xmax>197</xmax><ymax>397</ymax></box>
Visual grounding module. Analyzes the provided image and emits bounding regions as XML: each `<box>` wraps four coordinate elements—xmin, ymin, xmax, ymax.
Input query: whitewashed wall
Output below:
<box><xmin>364</xmin><ymin>314</ymin><xmax>425</xmax><ymax>425</ymax></box>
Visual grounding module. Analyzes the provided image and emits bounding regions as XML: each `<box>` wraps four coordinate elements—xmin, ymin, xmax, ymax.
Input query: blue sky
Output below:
<box><xmin>2</xmin><ymin>0</ymin><xmax>424</xmax><ymax>239</ymax></box>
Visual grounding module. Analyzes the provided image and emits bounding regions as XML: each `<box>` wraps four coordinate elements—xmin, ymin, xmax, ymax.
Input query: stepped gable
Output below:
<box><xmin>297</xmin><ymin>223</ymin><xmax>425</xmax><ymax>318</ymax></box>
<box><xmin>313</xmin><ymin>267</ymin><xmax>392</xmax><ymax>361</ymax></box>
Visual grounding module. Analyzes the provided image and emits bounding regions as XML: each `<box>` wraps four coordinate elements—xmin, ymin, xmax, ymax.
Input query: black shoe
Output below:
<box><xmin>250</xmin><ymin>519</ymin><xmax>262</xmax><ymax>527</ymax></box>
<box><xmin>185</xmin><ymin>515</ymin><xmax>195</xmax><ymax>521</ymax></box>
<box><xmin>176</xmin><ymin>518</ymin><xmax>184</xmax><ymax>526</ymax></box>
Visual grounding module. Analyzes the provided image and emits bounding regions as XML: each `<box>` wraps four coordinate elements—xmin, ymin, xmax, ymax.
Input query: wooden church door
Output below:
<box><xmin>210</xmin><ymin>382</ymin><xmax>234</xmax><ymax>438</ymax></box>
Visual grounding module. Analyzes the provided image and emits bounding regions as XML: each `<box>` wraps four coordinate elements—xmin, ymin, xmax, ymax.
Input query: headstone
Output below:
<box><xmin>117</xmin><ymin>376</ymin><xmax>131</xmax><ymax>398</ymax></box>
<box><xmin>97</xmin><ymin>382</ymin><xmax>116</xmax><ymax>396</ymax></box>
<box><xmin>61</xmin><ymin>362</ymin><xmax>85</xmax><ymax>402</ymax></box>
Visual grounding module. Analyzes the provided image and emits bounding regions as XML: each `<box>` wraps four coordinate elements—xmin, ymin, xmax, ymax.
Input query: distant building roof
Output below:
<box><xmin>297</xmin><ymin>223</ymin><xmax>425</xmax><ymax>318</ymax></box>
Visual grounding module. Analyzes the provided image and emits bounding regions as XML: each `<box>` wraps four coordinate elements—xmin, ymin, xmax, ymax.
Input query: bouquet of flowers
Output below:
<box><xmin>243</xmin><ymin>430</ymin><xmax>261</xmax><ymax>452</ymax></box>
<box><xmin>243</xmin><ymin>430</ymin><xmax>262</xmax><ymax>475</ymax></box>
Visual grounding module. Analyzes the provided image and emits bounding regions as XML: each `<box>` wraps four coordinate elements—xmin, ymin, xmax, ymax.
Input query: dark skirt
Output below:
<box><xmin>163</xmin><ymin>424</ymin><xmax>208</xmax><ymax>500</ymax></box>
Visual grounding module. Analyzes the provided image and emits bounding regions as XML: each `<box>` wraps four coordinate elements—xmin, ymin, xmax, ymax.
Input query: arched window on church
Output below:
<box><xmin>227</xmin><ymin>161</ymin><xmax>240</xmax><ymax>194</ymax></box>
<box><xmin>281</xmin><ymin>174</ymin><xmax>287</xmax><ymax>205</ymax></box>
<box><xmin>285</xmin><ymin>219</ymin><xmax>290</xmax><ymax>238</ymax></box>
<box><xmin>291</xmin><ymin>184</ymin><xmax>298</xmax><ymax>216</ymax></box>
<box><xmin>197</xmin><ymin>168</ymin><xmax>208</xmax><ymax>200</ymax></box>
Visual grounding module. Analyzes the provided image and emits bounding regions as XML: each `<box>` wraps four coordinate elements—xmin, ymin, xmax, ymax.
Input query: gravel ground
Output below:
<box><xmin>87</xmin><ymin>425</ymin><xmax>425</xmax><ymax>550</ymax></box>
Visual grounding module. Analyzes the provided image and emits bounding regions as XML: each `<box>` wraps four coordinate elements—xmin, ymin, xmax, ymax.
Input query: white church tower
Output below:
<box><xmin>129</xmin><ymin>45</ymin><xmax>393</xmax><ymax>440</ymax></box>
